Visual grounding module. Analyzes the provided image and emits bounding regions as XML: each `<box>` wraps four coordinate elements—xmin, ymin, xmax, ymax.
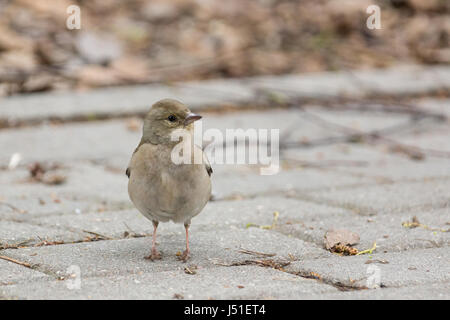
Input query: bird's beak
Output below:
<box><xmin>184</xmin><ymin>113</ymin><xmax>202</xmax><ymax>126</ymax></box>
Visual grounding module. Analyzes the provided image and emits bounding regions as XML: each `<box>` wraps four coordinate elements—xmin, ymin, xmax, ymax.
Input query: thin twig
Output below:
<box><xmin>238</xmin><ymin>247</ymin><xmax>276</xmax><ymax>257</ymax></box>
<box><xmin>82</xmin><ymin>230</ymin><xmax>113</xmax><ymax>240</ymax></box>
<box><xmin>0</xmin><ymin>202</ymin><xmax>26</xmax><ymax>213</ymax></box>
<box><xmin>0</xmin><ymin>255</ymin><xmax>32</xmax><ymax>268</ymax></box>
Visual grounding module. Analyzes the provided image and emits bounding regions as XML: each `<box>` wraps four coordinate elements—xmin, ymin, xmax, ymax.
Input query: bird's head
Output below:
<box><xmin>142</xmin><ymin>99</ymin><xmax>202</xmax><ymax>144</ymax></box>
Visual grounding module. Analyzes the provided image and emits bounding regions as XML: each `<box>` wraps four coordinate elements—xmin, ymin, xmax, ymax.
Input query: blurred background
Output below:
<box><xmin>0</xmin><ymin>1</ymin><xmax>449</xmax><ymax>300</ymax></box>
<box><xmin>0</xmin><ymin>0</ymin><xmax>448</xmax><ymax>97</ymax></box>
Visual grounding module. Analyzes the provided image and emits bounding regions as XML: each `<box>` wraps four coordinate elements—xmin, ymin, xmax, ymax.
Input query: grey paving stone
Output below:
<box><xmin>282</xmin><ymin>143</ymin><xmax>413</xmax><ymax>177</ymax></box>
<box><xmin>2</xmin><ymin>65</ymin><xmax>449</xmax><ymax>125</ymax></box>
<box><xmin>0</xmin><ymin>120</ymin><xmax>139</xmax><ymax>167</ymax></box>
<box><xmin>28</xmin><ymin>196</ymin><xmax>350</xmax><ymax>241</ymax></box>
<box><xmin>0</xmin><ymin>265</ymin><xmax>338</xmax><ymax>300</ymax></box>
<box><xmin>0</xmin><ymin>259</ymin><xmax>49</xmax><ymax>285</ymax></box>
<box><xmin>0</xmin><ymin>220</ymin><xmax>84</xmax><ymax>247</ymax></box>
<box><xmin>415</xmin><ymin>98</ymin><xmax>450</xmax><ymax>121</ymax></box>
<box><xmin>0</xmin><ymin>196</ymin><xmax>102</xmax><ymax>221</ymax></box>
<box><xmin>296</xmin><ymin>108</ymin><xmax>409</xmax><ymax>134</ymax></box>
<box><xmin>307</xmin><ymin>179</ymin><xmax>450</xmax><ymax>215</ymax></box>
<box><xmin>29</xmin><ymin>209</ymin><xmax>152</xmax><ymax>239</ymax></box>
<box><xmin>0</xmin><ymin>164</ymin><xmax>130</xmax><ymax>211</ymax></box>
<box><xmin>0</xmin><ymin>78</ymin><xmax>255</xmax><ymax>124</ymax></box>
<box><xmin>1</xmin><ymin>108</ymin><xmax>405</xmax><ymax>168</ymax></box>
<box><xmin>251</xmin><ymin>65</ymin><xmax>450</xmax><ymax>99</ymax></box>
<box><xmin>274</xmin><ymin>142</ymin><xmax>450</xmax><ymax>182</ymax></box>
<box><xmin>2</xmin><ymin>227</ymin><xmax>330</xmax><ymax>279</ymax></box>
<box><xmin>1</xmin><ymin>68</ymin><xmax>449</xmax><ymax>299</ymax></box>
<box><xmin>308</xmin><ymin>281</ymin><xmax>450</xmax><ymax>300</ymax></box>
<box><xmin>393</xmin><ymin>124</ymin><xmax>450</xmax><ymax>152</ymax></box>
<box><xmin>276</xmin><ymin>208</ymin><xmax>450</xmax><ymax>252</ymax></box>
<box><xmin>212</xmin><ymin>168</ymin><xmax>371</xmax><ymax>199</ymax></box>
<box><xmin>285</xmin><ymin>247</ymin><xmax>450</xmax><ymax>289</ymax></box>
<box><xmin>284</xmin><ymin>143</ymin><xmax>400</xmax><ymax>164</ymax></box>
<box><xmin>337</xmin><ymin>158</ymin><xmax>450</xmax><ymax>182</ymax></box>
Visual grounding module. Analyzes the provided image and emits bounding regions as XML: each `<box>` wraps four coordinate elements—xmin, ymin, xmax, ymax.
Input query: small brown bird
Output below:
<box><xmin>126</xmin><ymin>99</ymin><xmax>212</xmax><ymax>261</ymax></box>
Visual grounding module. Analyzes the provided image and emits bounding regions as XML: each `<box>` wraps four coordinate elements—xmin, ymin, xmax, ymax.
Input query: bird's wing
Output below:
<box><xmin>126</xmin><ymin>141</ymin><xmax>149</xmax><ymax>179</ymax></box>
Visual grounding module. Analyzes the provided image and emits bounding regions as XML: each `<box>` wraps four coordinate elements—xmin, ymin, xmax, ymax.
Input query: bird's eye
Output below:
<box><xmin>167</xmin><ymin>115</ymin><xmax>177</xmax><ymax>122</ymax></box>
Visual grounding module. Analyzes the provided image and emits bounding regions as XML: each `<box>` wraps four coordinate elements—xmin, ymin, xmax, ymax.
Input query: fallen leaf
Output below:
<box><xmin>324</xmin><ymin>229</ymin><xmax>360</xmax><ymax>250</ymax></box>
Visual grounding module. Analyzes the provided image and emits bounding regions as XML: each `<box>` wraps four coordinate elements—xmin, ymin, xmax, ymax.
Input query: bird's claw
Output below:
<box><xmin>178</xmin><ymin>250</ymin><xmax>190</xmax><ymax>262</ymax></box>
<box><xmin>145</xmin><ymin>250</ymin><xmax>162</xmax><ymax>261</ymax></box>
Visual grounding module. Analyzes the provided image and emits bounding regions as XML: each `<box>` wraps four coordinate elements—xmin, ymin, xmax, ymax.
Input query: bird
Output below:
<box><xmin>126</xmin><ymin>99</ymin><xmax>212</xmax><ymax>262</ymax></box>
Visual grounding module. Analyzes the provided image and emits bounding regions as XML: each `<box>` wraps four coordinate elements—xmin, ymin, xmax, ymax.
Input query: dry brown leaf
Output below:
<box><xmin>324</xmin><ymin>229</ymin><xmax>360</xmax><ymax>250</ymax></box>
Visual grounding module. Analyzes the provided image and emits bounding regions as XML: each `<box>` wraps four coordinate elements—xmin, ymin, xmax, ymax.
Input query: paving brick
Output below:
<box><xmin>2</xmin><ymin>227</ymin><xmax>330</xmax><ymax>279</ymax></box>
<box><xmin>415</xmin><ymin>98</ymin><xmax>450</xmax><ymax>122</ymax></box>
<box><xmin>276</xmin><ymin>208</ymin><xmax>450</xmax><ymax>252</ymax></box>
<box><xmin>0</xmin><ymin>259</ymin><xmax>49</xmax><ymax>285</ymax></box>
<box><xmin>285</xmin><ymin>247</ymin><xmax>450</xmax><ymax>289</ymax></box>
<box><xmin>393</xmin><ymin>124</ymin><xmax>450</xmax><ymax>152</ymax></box>
<box><xmin>28</xmin><ymin>196</ymin><xmax>350</xmax><ymax>242</ymax></box>
<box><xmin>338</xmin><ymin>159</ymin><xmax>450</xmax><ymax>181</ymax></box>
<box><xmin>2</xmin><ymin>66</ymin><xmax>448</xmax><ymax>125</ymax></box>
<box><xmin>0</xmin><ymin>265</ymin><xmax>338</xmax><ymax>300</ymax></box>
<box><xmin>1</xmin><ymin>68</ymin><xmax>449</xmax><ymax>299</ymax></box>
<box><xmin>307</xmin><ymin>179</ymin><xmax>450</xmax><ymax>215</ymax></box>
<box><xmin>308</xmin><ymin>281</ymin><xmax>450</xmax><ymax>300</ymax></box>
<box><xmin>212</xmin><ymin>168</ymin><xmax>371</xmax><ymax>199</ymax></box>
<box><xmin>0</xmin><ymin>164</ymin><xmax>131</xmax><ymax>213</ymax></box>
<box><xmin>251</xmin><ymin>66</ymin><xmax>450</xmax><ymax>99</ymax></box>
<box><xmin>0</xmin><ymin>220</ymin><xmax>84</xmax><ymax>247</ymax></box>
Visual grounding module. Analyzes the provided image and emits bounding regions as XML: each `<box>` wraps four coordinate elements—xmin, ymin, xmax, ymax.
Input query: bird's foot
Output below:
<box><xmin>145</xmin><ymin>250</ymin><xmax>162</xmax><ymax>261</ymax></box>
<box><xmin>178</xmin><ymin>250</ymin><xmax>190</xmax><ymax>262</ymax></box>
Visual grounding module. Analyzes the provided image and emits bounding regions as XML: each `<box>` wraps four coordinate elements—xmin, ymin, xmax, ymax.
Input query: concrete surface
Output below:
<box><xmin>0</xmin><ymin>66</ymin><xmax>449</xmax><ymax>299</ymax></box>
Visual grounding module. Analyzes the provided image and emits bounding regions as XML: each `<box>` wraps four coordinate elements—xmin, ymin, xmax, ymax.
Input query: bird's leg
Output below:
<box><xmin>145</xmin><ymin>220</ymin><xmax>161</xmax><ymax>260</ymax></box>
<box><xmin>179</xmin><ymin>222</ymin><xmax>190</xmax><ymax>262</ymax></box>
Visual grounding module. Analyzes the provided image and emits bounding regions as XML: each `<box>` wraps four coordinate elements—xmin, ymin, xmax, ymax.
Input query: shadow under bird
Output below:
<box><xmin>126</xmin><ymin>99</ymin><xmax>212</xmax><ymax>262</ymax></box>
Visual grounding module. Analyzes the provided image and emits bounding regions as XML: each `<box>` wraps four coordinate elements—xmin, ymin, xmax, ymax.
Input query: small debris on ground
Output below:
<box><xmin>184</xmin><ymin>265</ymin><xmax>198</xmax><ymax>275</ymax></box>
<box><xmin>246</xmin><ymin>211</ymin><xmax>279</xmax><ymax>230</ymax></box>
<box><xmin>402</xmin><ymin>216</ymin><xmax>449</xmax><ymax>232</ymax></box>
<box><xmin>28</xmin><ymin>162</ymin><xmax>67</xmax><ymax>185</ymax></box>
<box><xmin>324</xmin><ymin>229</ymin><xmax>360</xmax><ymax>255</ymax></box>
<box><xmin>173</xmin><ymin>293</ymin><xmax>184</xmax><ymax>299</ymax></box>
<box><xmin>356</xmin><ymin>241</ymin><xmax>377</xmax><ymax>256</ymax></box>
<box><xmin>365</xmin><ymin>259</ymin><xmax>389</xmax><ymax>265</ymax></box>
<box><xmin>238</xmin><ymin>247</ymin><xmax>276</xmax><ymax>258</ymax></box>
<box><xmin>402</xmin><ymin>216</ymin><xmax>421</xmax><ymax>229</ymax></box>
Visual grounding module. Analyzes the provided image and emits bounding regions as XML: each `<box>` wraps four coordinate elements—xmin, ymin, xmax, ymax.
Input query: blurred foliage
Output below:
<box><xmin>0</xmin><ymin>0</ymin><xmax>448</xmax><ymax>96</ymax></box>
